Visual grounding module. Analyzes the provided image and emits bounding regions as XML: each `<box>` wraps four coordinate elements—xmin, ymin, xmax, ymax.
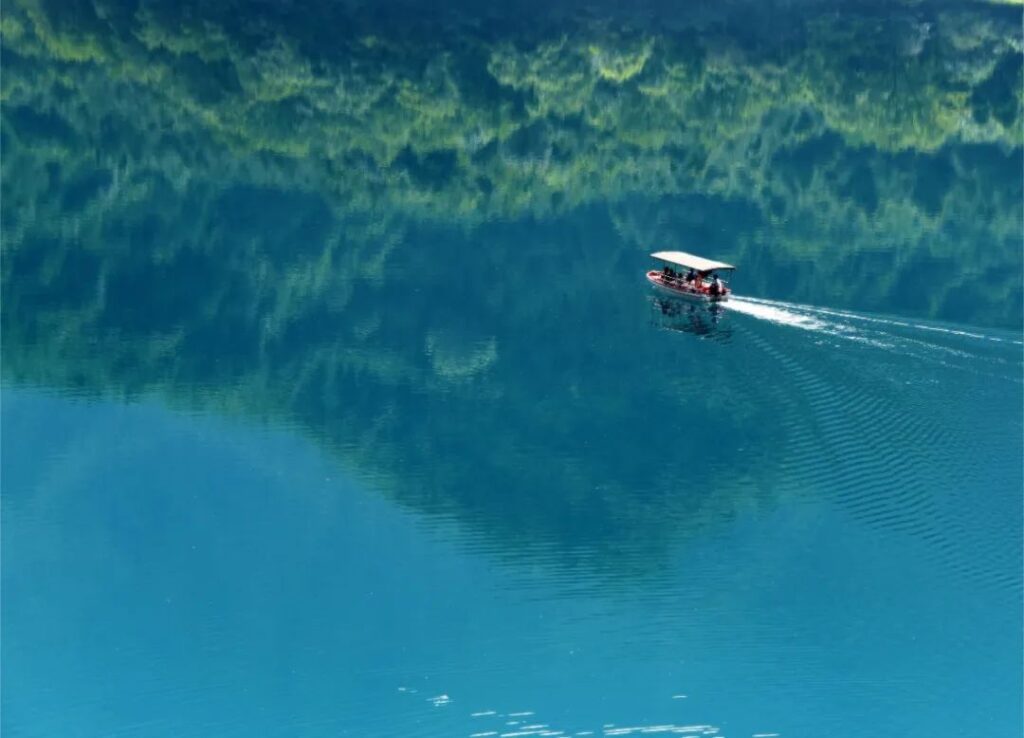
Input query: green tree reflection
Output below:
<box><xmin>2</xmin><ymin>0</ymin><xmax>1021</xmax><ymax>572</ymax></box>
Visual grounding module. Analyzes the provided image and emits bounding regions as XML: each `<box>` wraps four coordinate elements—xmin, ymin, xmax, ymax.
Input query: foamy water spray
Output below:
<box><xmin>723</xmin><ymin>295</ymin><xmax>1023</xmax><ymax>376</ymax></box>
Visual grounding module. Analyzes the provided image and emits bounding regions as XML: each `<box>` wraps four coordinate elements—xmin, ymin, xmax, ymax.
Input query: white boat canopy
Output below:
<box><xmin>650</xmin><ymin>251</ymin><xmax>736</xmax><ymax>272</ymax></box>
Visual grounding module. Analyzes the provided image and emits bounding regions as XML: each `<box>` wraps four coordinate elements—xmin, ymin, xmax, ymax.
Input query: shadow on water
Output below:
<box><xmin>650</xmin><ymin>297</ymin><xmax>733</xmax><ymax>342</ymax></box>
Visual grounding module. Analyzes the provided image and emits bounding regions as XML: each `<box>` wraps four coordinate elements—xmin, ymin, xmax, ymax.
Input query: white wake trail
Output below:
<box><xmin>732</xmin><ymin>296</ymin><xmax>1022</xmax><ymax>345</ymax></box>
<box><xmin>723</xmin><ymin>296</ymin><xmax>1023</xmax><ymax>374</ymax></box>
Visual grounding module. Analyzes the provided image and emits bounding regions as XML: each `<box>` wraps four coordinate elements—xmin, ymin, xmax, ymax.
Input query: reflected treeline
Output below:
<box><xmin>6</xmin><ymin>174</ymin><xmax>1018</xmax><ymax>575</ymax></box>
<box><xmin>2</xmin><ymin>0</ymin><xmax>1022</xmax><ymax>323</ymax></box>
<box><xmin>2</xmin><ymin>184</ymin><xmax>798</xmax><ymax>574</ymax></box>
<box><xmin>2</xmin><ymin>0</ymin><xmax>1023</xmax><ymax>573</ymax></box>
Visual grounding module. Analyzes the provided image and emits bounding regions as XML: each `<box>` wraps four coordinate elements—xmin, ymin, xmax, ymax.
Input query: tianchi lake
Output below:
<box><xmin>2</xmin><ymin>0</ymin><xmax>1022</xmax><ymax>736</ymax></box>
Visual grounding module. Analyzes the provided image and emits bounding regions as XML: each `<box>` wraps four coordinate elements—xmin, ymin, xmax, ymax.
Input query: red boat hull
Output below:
<box><xmin>646</xmin><ymin>271</ymin><xmax>729</xmax><ymax>302</ymax></box>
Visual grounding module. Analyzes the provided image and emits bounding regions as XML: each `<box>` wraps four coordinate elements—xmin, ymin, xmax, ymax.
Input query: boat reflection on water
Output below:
<box><xmin>650</xmin><ymin>296</ymin><xmax>732</xmax><ymax>340</ymax></box>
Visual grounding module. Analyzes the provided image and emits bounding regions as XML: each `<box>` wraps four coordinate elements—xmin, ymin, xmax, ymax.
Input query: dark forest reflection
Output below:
<box><xmin>2</xmin><ymin>0</ymin><xmax>1022</xmax><ymax>572</ymax></box>
<box><xmin>3</xmin><ymin>0</ymin><xmax>1022</xmax><ymax>323</ymax></box>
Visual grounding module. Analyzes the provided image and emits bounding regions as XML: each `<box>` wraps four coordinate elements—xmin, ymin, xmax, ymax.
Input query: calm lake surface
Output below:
<box><xmin>2</xmin><ymin>0</ymin><xmax>1022</xmax><ymax>736</ymax></box>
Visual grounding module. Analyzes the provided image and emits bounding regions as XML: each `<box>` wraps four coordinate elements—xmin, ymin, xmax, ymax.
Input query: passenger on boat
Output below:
<box><xmin>685</xmin><ymin>268</ymin><xmax>697</xmax><ymax>284</ymax></box>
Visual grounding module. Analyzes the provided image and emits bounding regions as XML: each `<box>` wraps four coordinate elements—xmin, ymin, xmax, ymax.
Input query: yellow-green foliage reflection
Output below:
<box><xmin>2</xmin><ymin>0</ymin><xmax>1022</xmax><ymax>570</ymax></box>
<box><xmin>3</xmin><ymin>0</ymin><xmax>1021</xmax><ymax>220</ymax></box>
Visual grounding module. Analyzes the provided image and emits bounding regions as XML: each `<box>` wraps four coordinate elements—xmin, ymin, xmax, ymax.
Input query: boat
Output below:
<box><xmin>646</xmin><ymin>251</ymin><xmax>735</xmax><ymax>302</ymax></box>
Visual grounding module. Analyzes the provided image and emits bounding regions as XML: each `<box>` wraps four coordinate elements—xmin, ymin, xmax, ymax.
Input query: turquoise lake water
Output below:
<box><xmin>2</xmin><ymin>0</ymin><xmax>1023</xmax><ymax>736</ymax></box>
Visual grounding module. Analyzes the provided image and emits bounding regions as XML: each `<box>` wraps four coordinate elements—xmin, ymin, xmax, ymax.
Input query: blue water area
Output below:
<box><xmin>2</xmin><ymin>0</ymin><xmax>1023</xmax><ymax>735</ymax></box>
<box><xmin>4</xmin><ymin>302</ymin><xmax>1021</xmax><ymax>737</ymax></box>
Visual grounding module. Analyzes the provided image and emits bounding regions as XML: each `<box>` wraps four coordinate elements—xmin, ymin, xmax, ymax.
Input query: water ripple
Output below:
<box><xmin>723</xmin><ymin>295</ymin><xmax>1022</xmax><ymax>599</ymax></box>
